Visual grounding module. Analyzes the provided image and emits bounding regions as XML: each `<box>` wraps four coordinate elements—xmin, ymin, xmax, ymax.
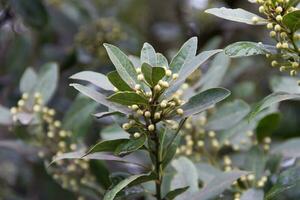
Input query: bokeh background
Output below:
<box><xmin>0</xmin><ymin>0</ymin><xmax>299</xmax><ymax>199</ymax></box>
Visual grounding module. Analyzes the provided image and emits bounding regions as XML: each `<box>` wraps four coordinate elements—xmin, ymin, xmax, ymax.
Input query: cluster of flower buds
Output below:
<box><xmin>253</xmin><ymin>0</ymin><xmax>300</xmax><ymax>79</ymax></box>
<box><xmin>10</xmin><ymin>92</ymin><xmax>97</xmax><ymax>200</ymax></box>
<box><xmin>75</xmin><ymin>17</ymin><xmax>127</xmax><ymax>62</ymax></box>
<box><xmin>121</xmin><ymin>67</ymin><xmax>187</xmax><ymax>137</ymax></box>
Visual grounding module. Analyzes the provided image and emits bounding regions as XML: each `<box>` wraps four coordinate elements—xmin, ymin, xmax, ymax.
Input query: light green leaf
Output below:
<box><xmin>70</xmin><ymin>83</ymin><xmax>130</xmax><ymax>114</ymax></box>
<box><xmin>34</xmin><ymin>62</ymin><xmax>58</xmax><ymax>104</ymax></box>
<box><xmin>282</xmin><ymin>10</ymin><xmax>300</xmax><ymax>32</ymax></box>
<box><xmin>141</xmin><ymin>42</ymin><xmax>157</xmax><ymax>66</ymax></box>
<box><xmin>0</xmin><ymin>105</ymin><xmax>12</xmax><ymax>125</ymax></box>
<box><xmin>271</xmin><ymin>138</ymin><xmax>300</xmax><ymax>158</ymax></box>
<box><xmin>141</xmin><ymin>63</ymin><xmax>165</xmax><ymax>86</ymax></box>
<box><xmin>104</xmin><ymin>43</ymin><xmax>139</xmax><ymax>88</ymax></box>
<box><xmin>62</xmin><ymin>95</ymin><xmax>98</xmax><ymax>138</ymax></box>
<box><xmin>195</xmin><ymin>163</ymin><xmax>222</xmax><ymax>185</ymax></box>
<box><xmin>249</xmin><ymin>92</ymin><xmax>300</xmax><ymax>119</ymax></box>
<box><xmin>170</xmin><ymin>37</ymin><xmax>198</xmax><ymax>73</ymax></box>
<box><xmin>224</xmin><ymin>42</ymin><xmax>274</xmax><ymax>58</ymax></box>
<box><xmin>20</xmin><ymin>67</ymin><xmax>37</xmax><ymax>93</ymax></box>
<box><xmin>86</xmin><ymin>139</ymin><xmax>129</xmax><ymax>155</ymax></box>
<box><xmin>156</xmin><ymin>53</ymin><xmax>169</xmax><ymax>68</ymax></box>
<box><xmin>241</xmin><ymin>189</ymin><xmax>264</xmax><ymax>200</ymax></box>
<box><xmin>194</xmin><ymin>52</ymin><xmax>230</xmax><ymax>90</ymax></box>
<box><xmin>103</xmin><ymin>173</ymin><xmax>150</xmax><ymax>200</ymax></box>
<box><xmin>171</xmin><ymin>157</ymin><xmax>199</xmax><ymax>199</ymax></box>
<box><xmin>107</xmin><ymin>91</ymin><xmax>148</xmax><ymax>106</ymax></box>
<box><xmin>244</xmin><ymin>146</ymin><xmax>266</xmax><ymax>178</ymax></box>
<box><xmin>164</xmin><ymin>186</ymin><xmax>189</xmax><ymax>200</ymax></box>
<box><xmin>107</xmin><ymin>71</ymin><xmax>133</xmax><ymax>91</ymax></box>
<box><xmin>101</xmin><ymin>124</ymin><xmax>129</xmax><ymax>140</ymax></box>
<box><xmin>114</xmin><ymin>134</ymin><xmax>146</xmax><ymax>156</ymax></box>
<box><xmin>190</xmin><ymin>171</ymin><xmax>249</xmax><ymax>200</ymax></box>
<box><xmin>70</xmin><ymin>71</ymin><xmax>114</xmax><ymax>91</ymax></box>
<box><xmin>270</xmin><ymin>76</ymin><xmax>300</xmax><ymax>94</ymax></box>
<box><xmin>205</xmin><ymin>7</ymin><xmax>267</xmax><ymax>25</ymax></box>
<box><xmin>206</xmin><ymin>99</ymin><xmax>250</xmax><ymax>131</ymax></box>
<box><xmin>182</xmin><ymin>88</ymin><xmax>231</xmax><ymax>117</ymax></box>
<box><xmin>128</xmin><ymin>55</ymin><xmax>141</xmax><ymax>68</ymax></box>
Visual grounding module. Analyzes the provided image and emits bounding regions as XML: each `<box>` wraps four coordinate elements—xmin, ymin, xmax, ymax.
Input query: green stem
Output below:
<box><xmin>154</xmin><ymin>129</ymin><xmax>162</xmax><ymax>200</ymax></box>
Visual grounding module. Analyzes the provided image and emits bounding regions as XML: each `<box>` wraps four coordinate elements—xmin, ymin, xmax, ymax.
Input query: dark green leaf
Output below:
<box><xmin>206</xmin><ymin>99</ymin><xmax>250</xmax><ymax>131</ymax></box>
<box><xmin>114</xmin><ymin>134</ymin><xmax>146</xmax><ymax>156</ymax></box>
<box><xmin>224</xmin><ymin>42</ymin><xmax>274</xmax><ymax>58</ymax></box>
<box><xmin>164</xmin><ymin>186</ymin><xmax>189</xmax><ymax>200</ymax></box>
<box><xmin>107</xmin><ymin>91</ymin><xmax>148</xmax><ymax>106</ymax></box>
<box><xmin>282</xmin><ymin>10</ymin><xmax>300</xmax><ymax>32</ymax></box>
<box><xmin>19</xmin><ymin>68</ymin><xmax>37</xmax><ymax>93</ymax></box>
<box><xmin>86</xmin><ymin>139</ymin><xmax>129</xmax><ymax>155</ymax></box>
<box><xmin>256</xmin><ymin>113</ymin><xmax>281</xmax><ymax>141</ymax></box>
<box><xmin>141</xmin><ymin>42</ymin><xmax>157</xmax><ymax>66</ymax></box>
<box><xmin>70</xmin><ymin>83</ymin><xmax>130</xmax><ymax>114</ymax></box>
<box><xmin>170</xmin><ymin>37</ymin><xmax>198</xmax><ymax>73</ymax></box>
<box><xmin>141</xmin><ymin>63</ymin><xmax>165</xmax><ymax>86</ymax></box>
<box><xmin>107</xmin><ymin>71</ymin><xmax>133</xmax><ymax>91</ymax></box>
<box><xmin>10</xmin><ymin>0</ymin><xmax>48</xmax><ymax>28</ymax></box>
<box><xmin>70</xmin><ymin>71</ymin><xmax>114</xmax><ymax>91</ymax></box>
<box><xmin>205</xmin><ymin>7</ymin><xmax>267</xmax><ymax>25</ymax></box>
<box><xmin>104</xmin><ymin>43</ymin><xmax>139</xmax><ymax>88</ymax></box>
<box><xmin>182</xmin><ymin>88</ymin><xmax>231</xmax><ymax>117</ymax></box>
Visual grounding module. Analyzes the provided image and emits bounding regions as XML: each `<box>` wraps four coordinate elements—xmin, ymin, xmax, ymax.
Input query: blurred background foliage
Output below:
<box><xmin>0</xmin><ymin>0</ymin><xmax>300</xmax><ymax>199</ymax></box>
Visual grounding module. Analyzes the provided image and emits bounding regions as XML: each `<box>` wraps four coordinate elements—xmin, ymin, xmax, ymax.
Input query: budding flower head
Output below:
<box><xmin>136</xmin><ymin>68</ymin><xmax>141</xmax><ymax>73</ymax></box>
<box><xmin>136</xmin><ymin>109</ymin><xmax>144</xmax><ymax>116</ymax></box>
<box><xmin>137</xmin><ymin>74</ymin><xmax>144</xmax><ymax>81</ymax></box>
<box><xmin>266</xmin><ymin>23</ymin><xmax>273</xmax><ymax>29</ymax></box>
<box><xmin>122</xmin><ymin>123</ymin><xmax>130</xmax><ymax>130</ymax></box>
<box><xmin>148</xmin><ymin>124</ymin><xmax>155</xmax><ymax>131</ymax></box>
<box><xmin>10</xmin><ymin>107</ymin><xmax>17</xmax><ymax>114</ymax></box>
<box><xmin>271</xmin><ymin>60</ymin><xmax>278</xmax><ymax>67</ymax></box>
<box><xmin>274</xmin><ymin>24</ymin><xmax>281</xmax><ymax>32</ymax></box>
<box><xmin>282</xmin><ymin>42</ymin><xmax>289</xmax><ymax>49</ymax></box>
<box><xmin>275</xmin><ymin>6</ymin><xmax>283</xmax><ymax>13</ymax></box>
<box><xmin>165</xmin><ymin>69</ymin><xmax>172</xmax><ymax>77</ymax></box>
<box><xmin>160</xmin><ymin>100</ymin><xmax>167</xmax><ymax>108</ymax></box>
<box><xmin>22</xmin><ymin>93</ymin><xmax>29</xmax><ymax>100</ymax></box>
<box><xmin>172</xmin><ymin>73</ymin><xmax>178</xmax><ymax>80</ymax></box>
<box><xmin>154</xmin><ymin>84</ymin><xmax>161</xmax><ymax>92</ymax></box>
<box><xmin>133</xmin><ymin>132</ymin><xmax>141</xmax><ymax>138</ymax></box>
<box><xmin>176</xmin><ymin>108</ymin><xmax>184</xmax><ymax>115</ymax></box>
<box><xmin>154</xmin><ymin>112</ymin><xmax>161</xmax><ymax>120</ymax></box>
<box><xmin>270</xmin><ymin>31</ymin><xmax>276</xmax><ymax>37</ymax></box>
<box><xmin>290</xmin><ymin>70</ymin><xmax>297</xmax><ymax>76</ymax></box>
<box><xmin>292</xmin><ymin>62</ymin><xmax>299</xmax><ymax>68</ymax></box>
<box><xmin>144</xmin><ymin>111</ymin><xmax>151</xmax><ymax>118</ymax></box>
<box><xmin>276</xmin><ymin>15</ymin><xmax>283</xmax><ymax>21</ymax></box>
<box><xmin>132</xmin><ymin>104</ymin><xmax>139</xmax><ymax>110</ymax></box>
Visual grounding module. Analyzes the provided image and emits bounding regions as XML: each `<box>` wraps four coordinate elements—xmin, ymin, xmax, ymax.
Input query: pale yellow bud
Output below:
<box><xmin>290</xmin><ymin>70</ymin><xmax>297</xmax><ymax>76</ymax></box>
<box><xmin>137</xmin><ymin>74</ymin><xmax>144</xmax><ymax>81</ymax></box>
<box><xmin>251</xmin><ymin>16</ymin><xmax>259</xmax><ymax>24</ymax></box>
<box><xmin>154</xmin><ymin>112</ymin><xmax>161</xmax><ymax>120</ymax></box>
<box><xmin>275</xmin><ymin>6</ymin><xmax>283</xmax><ymax>13</ymax></box>
<box><xmin>129</xmin><ymin>120</ymin><xmax>136</xmax><ymax>125</ymax></box>
<box><xmin>282</xmin><ymin>42</ymin><xmax>289</xmax><ymax>49</ymax></box>
<box><xmin>144</xmin><ymin>111</ymin><xmax>151</xmax><ymax>118</ymax></box>
<box><xmin>259</xmin><ymin>6</ymin><xmax>265</xmax><ymax>13</ymax></box>
<box><xmin>133</xmin><ymin>132</ymin><xmax>141</xmax><ymax>138</ymax></box>
<box><xmin>247</xmin><ymin>174</ymin><xmax>255</xmax><ymax>181</ymax></box>
<box><xmin>274</xmin><ymin>24</ymin><xmax>281</xmax><ymax>32</ymax></box>
<box><xmin>160</xmin><ymin>100</ymin><xmax>167</xmax><ymax>108</ymax></box>
<box><xmin>276</xmin><ymin>42</ymin><xmax>282</xmax><ymax>49</ymax></box>
<box><xmin>122</xmin><ymin>123</ymin><xmax>130</xmax><ymax>130</ymax></box>
<box><xmin>270</xmin><ymin>31</ymin><xmax>276</xmax><ymax>37</ymax></box>
<box><xmin>276</xmin><ymin>15</ymin><xmax>283</xmax><ymax>21</ymax></box>
<box><xmin>17</xmin><ymin>100</ymin><xmax>25</xmax><ymax>107</ymax></box>
<box><xmin>165</xmin><ymin>69</ymin><xmax>172</xmax><ymax>77</ymax></box>
<box><xmin>70</xmin><ymin>144</ymin><xmax>77</xmax><ymax>150</ymax></box>
<box><xmin>10</xmin><ymin>107</ymin><xmax>17</xmax><ymax>114</ymax></box>
<box><xmin>154</xmin><ymin>84</ymin><xmax>161</xmax><ymax>91</ymax></box>
<box><xmin>134</xmin><ymin>84</ymin><xmax>141</xmax><ymax>90</ymax></box>
<box><xmin>172</xmin><ymin>73</ymin><xmax>178</xmax><ymax>80</ymax></box>
<box><xmin>54</xmin><ymin>120</ymin><xmax>61</xmax><ymax>127</ymax></box>
<box><xmin>267</xmin><ymin>23</ymin><xmax>273</xmax><ymax>29</ymax></box>
<box><xmin>136</xmin><ymin>109</ymin><xmax>144</xmax><ymax>116</ymax></box>
<box><xmin>292</xmin><ymin>62</ymin><xmax>299</xmax><ymax>68</ymax></box>
<box><xmin>132</xmin><ymin>104</ymin><xmax>139</xmax><ymax>110</ymax></box>
<box><xmin>176</xmin><ymin>108</ymin><xmax>184</xmax><ymax>115</ymax></box>
<box><xmin>148</xmin><ymin>124</ymin><xmax>155</xmax><ymax>131</ymax></box>
<box><xmin>197</xmin><ymin>140</ymin><xmax>204</xmax><ymax>147</ymax></box>
<box><xmin>22</xmin><ymin>93</ymin><xmax>29</xmax><ymax>100</ymax></box>
<box><xmin>208</xmin><ymin>131</ymin><xmax>216</xmax><ymax>138</ymax></box>
<box><xmin>34</xmin><ymin>92</ymin><xmax>41</xmax><ymax>99</ymax></box>
<box><xmin>136</xmin><ymin>68</ymin><xmax>141</xmax><ymax>73</ymax></box>
<box><xmin>280</xmin><ymin>32</ymin><xmax>287</xmax><ymax>38</ymax></box>
<box><xmin>47</xmin><ymin>131</ymin><xmax>54</xmax><ymax>138</ymax></box>
<box><xmin>33</xmin><ymin>105</ymin><xmax>41</xmax><ymax>112</ymax></box>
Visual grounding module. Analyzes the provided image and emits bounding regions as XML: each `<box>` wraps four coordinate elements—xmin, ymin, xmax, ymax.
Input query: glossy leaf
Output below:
<box><xmin>206</xmin><ymin>99</ymin><xmax>250</xmax><ymax>131</ymax></box>
<box><xmin>205</xmin><ymin>7</ymin><xmax>267</xmax><ymax>25</ymax></box>
<box><xmin>282</xmin><ymin>10</ymin><xmax>300</xmax><ymax>32</ymax></box>
<box><xmin>249</xmin><ymin>92</ymin><xmax>300</xmax><ymax>119</ymax></box>
<box><xmin>114</xmin><ymin>134</ymin><xmax>146</xmax><ymax>156</ymax></box>
<box><xmin>170</xmin><ymin>37</ymin><xmax>198</xmax><ymax>73</ymax></box>
<box><xmin>104</xmin><ymin>43</ymin><xmax>139</xmax><ymax>88</ymax></box>
<box><xmin>241</xmin><ymin>189</ymin><xmax>264</xmax><ymax>200</ymax></box>
<box><xmin>164</xmin><ymin>186</ymin><xmax>189</xmax><ymax>200</ymax></box>
<box><xmin>107</xmin><ymin>91</ymin><xmax>148</xmax><ymax>106</ymax></box>
<box><xmin>107</xmin><ymin>71</ymin><xmax>133</xmax><ymax>91</ymax></box>
<box><xmin>189</xmin><ymin>171</ymin><xmax>248</xmax><ymax>200</ymax></box>
<box><xmin>20</xmin><ymin>67</ymin><xmax>37</xmax><ymax>93</ymax></box>
<box><xmin>141</xmin><ymin>42</ymin><xmax>157</xmax><ymax>66</ymax></box>
<box><xmin>70</xmin><ymin>83</ymin><xmax>130</xmax><ymax>114</ymax></box>
<box><xmin>182</xmin><ymin>88</ymin><xmax>231</xmax><ymax>117</ymax></box>
<box><xmin>86</xmin><ymin>139</ymin><xmax>129</xmax><ymax>155</ymax></box>
<box><xmin>0</xmin><ymin>105</ymin><xmax>12</xmax><ymax>125</ymax></box>
<box><xmin>70</xmin><ymin>71</ymin><xmax>114</xmax><ymax>91</ymax></box>
<box><xmin>141</xmin><ymin>63</ymin><xmax>165</xmax><ymax>86</ymax></box>
<box><xmin>224</xmin><ymin>42</ymin><xmax>274</xmax><ymax>58</ymax></box>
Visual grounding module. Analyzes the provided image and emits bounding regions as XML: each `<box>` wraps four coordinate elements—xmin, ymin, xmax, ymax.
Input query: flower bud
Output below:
<box><xmin>122</xmin><ymin>123</ymin><xmax>130</xmax><ymax>130</ymax></box>
<box><xmin>17</xmin><ymin>100</ymin><xmax>25</xmax><ymax>107</ymax></box>
<box><xmin>22</xmin><ymin>93</ymin><xmax>29</xmax><ymax>100</ymax></box>
<box><xmin>290</xmin><ymin>70</ymin><xmax>297</xmax><ymax>76</ymax></box>
<box><xmin>144</xmin><ymin>111</ymin><xmax>151</xmax><ymax>118</ymax></box>
<box><xmin>259</xmin><ymin>6</ymin><xmax>265</xmax><ymax>13</ymax></box>
<box><xmin>271</xmin><ymin>60</ymin><xmax>278</xmax><ymax>67</ymax></box>
<box><xmin>132</xmin><ymin>104</ymin><xmax>139</xmax><ymax>110</ymax></box>
<box><xmin>292</xmin><ymin>62</ymin><xmax>299</xmax><ymax>68</ymax></box>
<box><xmin>176</xmin><ymin>108</ymin><xmax>184</xmax><ymax>115</ymax></box>
<box><xmin>269</xmin><ymin>31</ymin><xmax>276</xmax><ymax>37</ymax></box>
<box><xmin>148</xmin><ymin>124</ymin><xmax>155</xmax><ymax>131</ymax></box>
<box><xmin>276</xmin><ymin>15</ymin><xmax>282</xmax><ymax>21</ymax></box>
<box><xmin>134</xmin><ymin>84</ymin><xmax>141</xmax><ymax>90</ymax></box>
<box><xmin>136</xmin><ymin>68</ymin><xmax>141</xmax><ymax>73</ymax></box>
<box><xmin>154</xmin><ymin>84</ymin><xmax>161</xmax><ymax>92</ymax></box>
<box><xmin>274</xmin><ymin>24</ymin><xmax>281</xmax><ymax>32</ymax></box>
<box><xmin>282</xmin><ymin>42</ymin><xmax>289</xmax><ymax>49</ymax></box>
<box><xmin>137</xmin><ymin>74</ymin><xmax>144</xmax><ymax>81</ymax></box>
<box><xmin>133</xmin><ymin>132</ymin><xmax>141</xmax><ymax>138</ymax></box>
<box><xmin>10</xmin><ymin>107</ymin><xmax>17</xmax><ymax>114</ymax></box>
<box><xmin>136</xmin><ymin>109</ymin><xmax>144</xmax><ymax>116</ymax></box>
<box><xmin>160</xmin><ymin>100</ymin><xmax>167</xmax><ymax>108</ymax></box>
<box><xmin>275</xmin><ymin>6</ymin><xmax>283</xmax><ymax>13</ymax></box>
<box><xmin>251</xmin><ymin>16</ymin><xmax>259</xmax><ymax>24</ymax></box>
<box><xmin>154</xmin><ymin>112</ymin><xmax>161</xmax><ymax>120</ymax></box>
<box><xmin>172</xmin><ymin>73</ymin><xmax>178</xmax><ymax>80</ymax></box>
<box><xmin>165</xmin><ymin>69</ymin><xmax>172</xmax><ymax>77</ymax></box>
<box><xmin>266</xmin><ymin>23</ymin><xmax>273</xmax><ymax>29</ymax></box>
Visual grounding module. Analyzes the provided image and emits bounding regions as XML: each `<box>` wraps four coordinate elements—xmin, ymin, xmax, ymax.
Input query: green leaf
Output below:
<box><xmin>170</xmin><ymin>37</ymin><xmax>198</xmax><ymax>74</ymax></box>
<box><xmin>241</xmin><ymin>189</ymin><xmax>264</xmax><ymax>200</ymax></box>
<box><xmin>107</xmin><ymin>91</ymin><xmax>148</xmax><ymax>106</ymax></box>
<box><xmin>271</xmin><ymin>138</ymin><xmax>300</xmax><ymax>158</ymax></box>
<box><xmin>206</xmin><ymin>99</ymin><xmax>250</xmax><ymax>131</ymax></box>
<box><xmin>182</xmin><ymin>88</ymin><xmax>231</xmax><ymax>117</ymax></box>
<box><xmin>101</xmin><ymin>124</ymin><xmax>129</xmax><ymax>140</ymax></box>
<box><xmin>70</xmin><ymin>71</ymin><xmax>114</xmax><ymax>91</ymax></box>
<box><xmin>270</xmin><ymin>76</ymin><xmax>300</xmax><ymax>94</ymax></box>
<box><xmin>128</xmin><ymin>55</ymin><xmax>141</xmax><ymax>68</ymax></box>
<box><xmin>70</xmin><ymin>83</ymin><xmax>130</xmax><ymax>114</ymax></box>
<box><xmin>205</xmin><ymin>7</ymin><xmax>267</xmax><ymax>25</ymax></box>
<box><xmin>0</xmin><ymin>105</ymin><xmax>12</xmax><ymax>125</ymax></box>
<box><xmin>62</xmin><ymin>95</ymin><xmax>98</xmax><ymax>138</ymax></box>
<box><xmin>10</xmin><ymin>0</ymin><xmax>48</xmax><ymax>28</ymax></box>
<box><xmin>156</xmin><ymin>53</ymin><xmax>169</xmax><ymax>68</ymax></box>
<box><xmin>195</xmin><ymin>163</ymin><xmax>222</xmax><ymax>185</ymax></box>
<box><xmin>171</xmin><ymin>157</ymin><xmax>199</xmax><ymax>199</ymax></box>
<box><xmin>103</xmin><ymin>173</ymin><xmax>150</xmax><ymax>200</ymax></box>
<box><xmin>194</xmin><ymin>52</ymin><xmax>230</xmax><ymax>91</ymax></box>
<box><xmin>249</xmin><ymin>92</ymin><xmax>300</xmax><ymax>119</ymax></box>
<box><xmin>256</xmin><ymin>113</ymin><xmax>281</xmax><ymax>141</ymax></box>
<box><xmin>141</xmin><ymin>63</ymin><xmax>165</xmax><ymax>86</ymax></box>
<box><xmin>189</xmin><ymin>171</ymin><xmax>249</xmax><ymax>200</ymax></box>
<box><xmin>224</xmin><ymin>42</ymin><xmax>274</xmax><ymax>58</ymax></box>
<box><xmin>34</xmin><ymin>62</ymin><xmax>58</xmax><ymax>105</ymax></box>
<box><xmin>114</xmin><ymin>134</ymin><xmax>146</xmax><ymax>156</ymax></box>
<box><xmin>107</xmin><ymin>71</ymin><xmax>133</xmax><ymax>91</ymax></box>
<box><xmin>86</xmin><ymin>139</ymin><xmax>129</xmax><ymax>155</ymax></box>
<box><xmin>265</xmin><ymin>167</ymin><xmax>300</xmax><ymax>200</ymax></box>
<box><xmin>244</xmin><ymin>146</ymin><xmax>266</xmax><ymax>178</ymax></box>
<box><xmin>164</xmin><ymin>186</ymin><xmax>189</xmax><ymax>200</ymax></box>
<box><xmin>103</xmin><ymin>43</ymin><xmax>139</xmax><ymax>88</ymax></box>
<box><xmin>19</xmin><ymin>68</ymin><xmax>37</xmax><ymax>93</ymax></box>
<box><xmin>282</xmin><ymin>10</ymin><xmax>300</xmax><ymax>32</ymax></box>
<box><xmin>141</xmin><ymin>42</ymin><xmax>157</xmax><ymax>66</ymax></box>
